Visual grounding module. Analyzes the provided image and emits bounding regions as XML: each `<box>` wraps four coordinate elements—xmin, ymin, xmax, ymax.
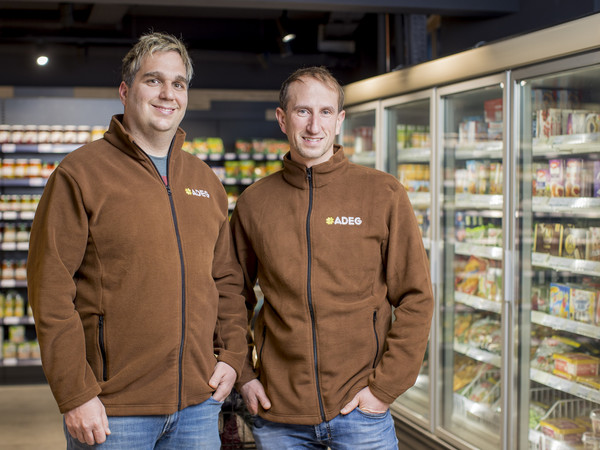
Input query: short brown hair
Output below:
<box><xmin>279</xmin><ymin>66</ymin><xmax>344</xmax><ymax>113</ymax></box>
<box><xmin>121</xmin><ymin>31</ymin><xmax>194</xmax><ymax>87</ymax></box>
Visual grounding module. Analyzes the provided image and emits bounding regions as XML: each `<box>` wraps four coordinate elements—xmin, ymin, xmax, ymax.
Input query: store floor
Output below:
<box><xmin>0</xmin><ymin>383</ymin><xmax>65</xmax><ymax>449</ymax></box>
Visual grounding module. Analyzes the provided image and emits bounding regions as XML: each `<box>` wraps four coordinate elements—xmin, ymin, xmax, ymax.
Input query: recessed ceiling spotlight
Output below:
<box><xmin>36</xmin><ymin>55</ymin><xmax>49</xmax><ymax>66</ymax></box>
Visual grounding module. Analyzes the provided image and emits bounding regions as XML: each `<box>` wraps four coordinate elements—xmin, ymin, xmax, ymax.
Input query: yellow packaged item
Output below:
<box><xmin>540</xmin><ymin>418</ymin><xmax>585</xmax><ymax>443</ymax></box>
<box><xmin>553</xmin><ymin>353</ymin><xmax>600</xmax><ymax>377</ymax></box>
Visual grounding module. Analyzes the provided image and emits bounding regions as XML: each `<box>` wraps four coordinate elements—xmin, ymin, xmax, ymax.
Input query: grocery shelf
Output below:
<box><xmin>455</xmin><ymin>242</ymin><xmax>503</xmax><ymax>260</ymax></box>
<box><xmin>530</xmin><ymin>368</ymin><xmax>600</xmax><ymax>404</ymax></box>
<box><xmin>0</xmin><ymin>143</ymin><xmax>79</xmax><ymax>153</ymax></box>
<box><xmin>455</xmin><ymin>291</ymin><xmax>502</xmax><ymax>314</ymax></box>
<box><xmin>454</xmin><ymin>342</ymin><xmax>502</xmax><ymax>368</ymax></box>
<box><xmin>531</xmin><ymin>252</ymin><xmax>600</xmax><ymax>277</ymax></box>
<box><xmin>531</xmin><ymin>311</ymin><xmax>600</xmax><ymax>339</ymax></box>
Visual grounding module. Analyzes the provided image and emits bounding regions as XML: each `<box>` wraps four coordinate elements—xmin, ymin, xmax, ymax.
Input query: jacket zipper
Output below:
<box><xmin>98</xmin><ymin>315</ymin><xmax>107</xmax><ymax>381</ymax></box>
<box><xmin>372</xmin><ymin>311</ymin><xmax>379</xmax><ymax>368</ymax></box>
<box><xmin>306</xmin><ymin>168</ymin><xmax>326</xmax><ymax>422</ymax></box>
<box><xmin>144</xmin><ymin>142</ymin><xmax>186</xmax><ymax>411</ymax></box>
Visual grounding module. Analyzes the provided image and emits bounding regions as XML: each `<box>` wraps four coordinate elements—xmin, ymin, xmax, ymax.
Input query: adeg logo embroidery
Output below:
<box><xmin>185</xmin><ymin>188</ymin><xmax>210</xmax><ymax>198</ymax></box>
<box><xmin>326</xmin><ymin>216</ymin><xmax>363</xmax><ymax>226</ymax></box>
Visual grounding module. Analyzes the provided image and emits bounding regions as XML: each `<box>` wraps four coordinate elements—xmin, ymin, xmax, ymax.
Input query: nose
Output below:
<box><xmin>159</xmin><ymin>83</ymin><xmax>175</xmax><ymax>100</ymax></box>
<box><xmin>307</xmin><ymin>114</ymin><xmax>320</xmax><ymax>134</ymax></box>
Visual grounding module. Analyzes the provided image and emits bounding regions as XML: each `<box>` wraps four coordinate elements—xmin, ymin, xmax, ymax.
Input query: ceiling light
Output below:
<box><xmin>282</xmin><ymin>33</ymin><xmax>296</xmax><ymax>43</ymax></box>
<box><xmin>36</xmin><ymin>55</ymin><xmax>49</xmax><ymax>66</ymax></box>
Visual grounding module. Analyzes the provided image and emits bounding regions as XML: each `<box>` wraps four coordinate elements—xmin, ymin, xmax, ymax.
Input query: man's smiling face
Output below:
<box><xmin>276</xmin><ymin>76</ymin><xmax>345</xmax><ymax>168</ymax></box>
<box><xmin>119</xmin><ymin>50</ymin><xmax>188</xmax><ymax>145</ymax></box>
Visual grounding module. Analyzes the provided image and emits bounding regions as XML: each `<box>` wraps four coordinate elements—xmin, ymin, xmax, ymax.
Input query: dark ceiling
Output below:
<box><xmin>0</xmin><ymin>0</ymin><xmax>595</xmax><ymax>90</ymax></box>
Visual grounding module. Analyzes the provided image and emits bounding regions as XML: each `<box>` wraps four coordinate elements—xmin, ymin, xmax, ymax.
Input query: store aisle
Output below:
<box><xmin>0</xmin><ymin>383</ymin><xmax>64</xmax><ymax>449</ymax></box>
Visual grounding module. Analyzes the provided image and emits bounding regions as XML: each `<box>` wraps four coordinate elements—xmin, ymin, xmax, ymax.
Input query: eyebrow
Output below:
<box><xmin>142</xmin><ymin>71</ymin><xmax>188</xmax><ymax>84</ymax></box>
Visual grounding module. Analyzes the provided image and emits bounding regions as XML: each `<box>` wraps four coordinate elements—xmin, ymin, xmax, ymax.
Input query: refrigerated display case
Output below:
<box><xmin>438</xmin><ymin>74</ymin><xmax>508</xmax><ymax>450</ymax></box>
<box><xmin>381</xmin><ymin>91</ymin><xmax>436</xmax><ymax>426</ymax></box>
<box><xmin>340</xmin><ymin>101</ymin><xmax>380</xmax><ymax>169</ymax></box>
<box><xmin>513</xmin><ymin>53</ymin><xmax>600</xmax><ymax>450</ymax></box>
<box><xmin>340</xmin><ymin>13</ymin><xmax>600</xmax><ymax>450</ymax></box>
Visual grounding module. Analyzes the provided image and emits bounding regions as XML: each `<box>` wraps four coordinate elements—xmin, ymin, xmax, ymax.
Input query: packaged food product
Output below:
<box><xmin>549</xmin><ymin>159</ymin><xmax>565</xmax><ymax>197</ymax></box>
<box><xmin>0</xmin><ymin>124</ymin><xmax>10</xmax><ymax>143</ymax></box>
<box><xmin>540</xmin><ymin>418</ymin><xmax>586</xmax><ymax>443</ymax></box>
<box><xmin>23</xmin><ymin>125</ymin><xmax>38</xmax><ymax>144</ymax></box>
<box><xmin>484</xmin><ymin>98</ymin><xmax>503</xmax><ymax>123</ymax></box>
<box><xmin>37</xmin><ymin>125</ymin><xmax>51</xmax><ymax>144</ymax></box>
<box><xmin>593</xmin><ymin>161</ymin><xmax>600</xmax><ymax>198</ymax></box>
<box><xmin>589</xmin><ymin>410</ymin><xmax>600</xmax><ymax>436</ymax></box>
<box><xmin>562</xmin><ymin>226</ymin><xmax>588</xmax><ymax>259</ymax></box>
<box><xmin>553</xmin><ymin>353</ymin><xmax>600</xmax><ymax>377</ymax></box>
<box><xmin>588</xmin><ymin>228</ymin><xmax>600</xmax><ymax>262</ymax></box>
<box><xmin>537</xmin><ymin>108</ymin><xmax>562</xmax><ymax>139</ymax></box>
<box><xmin>549</xmin><ymin>283</ymin><xmax>570</xmax><ymax>318</ymax></box>
<box><xmin>570</xmin><ymin>287</ymin><xmax>597</xmax><ymax>323</ymax></box>
<box><xmin>489</xmin><ymin>162</ymin><xmax>503</xmax><ymax>195</ymax></box>
<box><xmin>565</xmin><ymin>159</ymin><xmax>584</xmax><ymax>197</ymax></box>
<box><xmin>577</xmin><ymin>375</ymin><xmax>600</xmax><ymax>390</ymax></box>
<box><xmin>582</xmin><ymin>431</ymin><xmax>600</xmax><ymax>450</ymax></box>
<box><xmin>534</xmin><ymin>223</ymin><xmax>563</xmax><ymax>256</ymax></box>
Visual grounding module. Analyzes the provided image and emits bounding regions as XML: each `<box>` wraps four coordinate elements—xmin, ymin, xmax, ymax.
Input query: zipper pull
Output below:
<box><xmin>306</xmin><ymin>167</ymin><xmax>313</xmax><ymax>184</ymax></box>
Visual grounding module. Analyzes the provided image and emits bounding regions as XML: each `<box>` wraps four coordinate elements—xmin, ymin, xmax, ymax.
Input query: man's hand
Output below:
<box><xmin>240</xmin><ymin>379</ymin><xmax>271</xmax><ymax>415</ymax></box>
<box><xmin>64</xmin><ymin>396</ymin><xmax>111</xmax><ymax>445</ymax></box>
<box><xmin>209</xmin><ymin>361</ymin><xmax>237</xmax><ymax>402</ymax></box>
<box><xmin>340</xmin><ymin>386</ymin><xmax>389</xmax><ymax>415</ymax></box>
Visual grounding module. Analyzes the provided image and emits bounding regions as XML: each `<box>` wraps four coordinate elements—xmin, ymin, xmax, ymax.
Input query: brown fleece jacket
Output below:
<box><xmin>231</xmin><ymin>145</ymin><xmax>433</xmax><ymax>425</ymax></box>
<box><xmin>27</xmin><ymin>115</ymin><xmax>247</xmax><ymax>415</ymax></box>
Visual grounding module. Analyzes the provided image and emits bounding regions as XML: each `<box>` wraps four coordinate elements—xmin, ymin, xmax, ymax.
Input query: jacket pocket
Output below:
<box><xmin>372</xmin><ymin>311</ymin><xmax>379</xmax><ymax>368</ymax></box>
<box><xmin>98</xmin><ymin>315</ymin><xmax>108</xmax><ymax>381</ymax></box>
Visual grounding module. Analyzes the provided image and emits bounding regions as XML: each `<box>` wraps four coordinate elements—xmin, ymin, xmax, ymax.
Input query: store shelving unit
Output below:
<box><xmin>341</xmin><ymin>13</ymin><xmax>600</xmax><ymax>450</ymax></box>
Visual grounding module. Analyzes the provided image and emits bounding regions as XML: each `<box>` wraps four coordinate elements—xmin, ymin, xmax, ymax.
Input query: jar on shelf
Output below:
<box><xmin>23</xmin><ymin>125</ymin><xmax>38</xmax><ymax>144</ymax></box>
<box><xmin>2</xmin><ymin>158</ymin><xmax>15</xmax><ymax>178</ymax></box>
<box><xmin>63</xmin><ymin>125</ymin><xmax>77</xmax><ymax>144</ymax></box>
<box><xmin>10</xmin><ymin>125</ymin><xmax>24</xmax><ymax>144</ymax></box>
<box><xmin>0</xmin><ymin>124</ymin><xmax>10</xmax><ymax>144</ymax></box>
<box><xmin>77</xmin><ymin>125</ymin><xmax>91</xmax><ymax>144</ymax></box>
<box><xmin>37</xmin><ymin>125</ymin><xmax>51</xmax><ymax>144</ymax></box>
<box><xmin>13</xmin><ymin>159</ymin><xmax>28</xmax><ymax>178</ymax></box>
<box><xmin>27</xmin><ymin>159</ymin><xmax>42</xmax><ymax>178</ymax></box>
<box><xmin>91</xmin><ymin>126</ymin><xmax>106</xmax><ymax>141</ymax></box>
<box><xmin>50</xmin><ymin>125</ymin><xmax>64</xmax><ymax>144</ymax></box>
<box><xmin>41</xmin><ymin>161</ymin><xmax>57</xmax><ymax>179</ymax></box>
<box><xmin>1</xmin><ymin>260</ymin><xmax>15</xmax><ymax>280</ymax></box>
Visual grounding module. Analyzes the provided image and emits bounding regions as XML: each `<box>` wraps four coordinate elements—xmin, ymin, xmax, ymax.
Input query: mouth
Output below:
<box><xmin>303</xmin><ymin>137</ymin><xmax>323</xmax><ymax>143</ymax></box>
<box><xmin>153</xmin><ymin>105</ymin><xmax>177</xmax><ymax>114</ymax></box>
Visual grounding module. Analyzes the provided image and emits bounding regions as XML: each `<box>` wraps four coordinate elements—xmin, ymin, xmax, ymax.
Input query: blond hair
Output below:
<box><xmin>121</xmin><ymin>31</ymin><xmax>193</xmax><ymax>86</ymax></box>
<box><xmin>279</xmin><ymin>66</ymin><xmax>344</xmax><ymax>113</ymax></box>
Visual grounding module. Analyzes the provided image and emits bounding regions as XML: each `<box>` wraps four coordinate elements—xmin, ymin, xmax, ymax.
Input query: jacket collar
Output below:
<box><xmin>282</xmin><ymin>144</ymin><xmax>349</xmax><ymax>189</ymax></box>
<box><xmin>103</xmin><ymin>114</ymin><xmax>187</xmax><ymax>163</ymax></box>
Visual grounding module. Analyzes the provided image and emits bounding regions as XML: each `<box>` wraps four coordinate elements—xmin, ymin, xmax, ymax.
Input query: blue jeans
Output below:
<box><xmin>252</xmin><ymin>407</ymin><xmax>398</xmax><ymax>449</ymax></box>
<box><xmin>64</xmin><ymin>397</ymin><xmax>223</xmax><ymax>449</ymax></box>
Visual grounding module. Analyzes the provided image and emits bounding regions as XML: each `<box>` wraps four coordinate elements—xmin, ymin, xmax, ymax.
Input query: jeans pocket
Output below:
<box><xmin>356</xmin><ymin>407</ymin><xmax>388</xmax><ymax>419</ymax></box>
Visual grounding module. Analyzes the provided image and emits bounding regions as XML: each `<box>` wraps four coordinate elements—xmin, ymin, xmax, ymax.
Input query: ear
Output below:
<box><xmin>275</xmin><ymin>107</ymin><xmax>287</xmax><ymax>135</ymax></box>
<box><xmin>335</xmin><ymin>109</ymin><xmax>346</xmax><ymax>135</ymax></box>
<box><xmin>118</xmin><ymin>82</ymin><xmax>128</xmax><ymax>107</ymax></box>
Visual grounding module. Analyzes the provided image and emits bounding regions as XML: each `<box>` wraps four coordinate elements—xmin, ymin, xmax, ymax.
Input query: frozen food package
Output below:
<box><xmin>549</xmin><ymin>283</ymin><xmax>570</xmax><ymax>318</ymax></box>
<box><xmin>561</xmin><ymin>226</ymin><xmax>587</xmax><ymax>259</ymax></box>
<box><xmin>549</xmin><ymin>159</ymin><xmax>565</xmax><ymax>197</ymax></box>
<box><xmin>570</xmin><ymin>286</ymin><xmax>597</xmax><ymax>323</ymax></box>
<box><xmin>565</xmin><ymin>159</ymin><xmax>584</xmax><ymax>197</ymax></box>
<box><xmin>533</xmin><ymin>223</ymin><xmax>563</xmax><ymax>256</ymax></box>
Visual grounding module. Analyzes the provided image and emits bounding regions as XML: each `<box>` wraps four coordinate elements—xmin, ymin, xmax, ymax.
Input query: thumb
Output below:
<box><xmin>340</xmin><ymin>396</ymin><xmax>359</xmax><ymax>415</ymax></box>
<box><xmin>208</xmin><ymin>372</ymin><xmax>221</xmax><ymax>390</ymax></box>
<box><xmin>258</xmin><ymin>391</ymin><xmax>272</xmax><ymax>410</ymax></box>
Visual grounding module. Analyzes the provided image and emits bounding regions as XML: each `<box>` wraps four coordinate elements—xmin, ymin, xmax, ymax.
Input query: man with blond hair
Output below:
<box><xmin>27</xmin><ymin>32</ymin><xmax>247</xmax><ymax>448</ymax></box>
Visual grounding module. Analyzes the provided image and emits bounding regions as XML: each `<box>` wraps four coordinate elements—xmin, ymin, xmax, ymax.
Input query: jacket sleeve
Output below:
<box><xmin>229</xmin><ymin>206</ymin><xmax>261</xmax><ymax>389</ymax></box>
<box><xmin>26</xmin><ymin>166</ymin><xmax>102</xmax><ymax>413</ymax></box>
<box><xmin>368</xmin><ymin>183</ymin><xmax>434</xmax><ymax>404</ymax></box>
<box><xmin>212</xmin><ymin>215</ymin><xmax>250</xmax><ymax>379</ymax></box>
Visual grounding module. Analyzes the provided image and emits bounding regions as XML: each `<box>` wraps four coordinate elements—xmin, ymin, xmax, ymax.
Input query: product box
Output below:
<box><xmin>553</xmin><ymin>353</ymin><xmax>600</xmax><ymax>377</ymax></box>
<box><xmin>565</xmin><ymin>159</ymin><xmax>584</xmax><ymax>197</ymax></box>
<box><xmin>534</xmin><ymin>168</ymin><xmax>551</xmax><ymax>197</ymax></box>
<box><xmin>549</xmin><ymin>283</ymin><xmax>570</xmax><ymax>318</ymax></box>
<box><xmin>586</xmin><ymin>228</ymin><xmax>600</xmax><ymax>262</ymax></box>
<box><xmin>534</xmin><ymin>223</ymin><xmax>563</xmax><ymax>256</ymax></box>
<box><xmin>549</xmin><ymin>159</ymin><xmax>565</xmax><ymax>197</ymax></box>
<box><xmin>489</xmin><ymin>162</ymin><xmax>503</xmax><ymax>195</ymax></box>
<box><xmin>570</xmin><ymin>286</ymin><xmax>597</xmax><ymax>324</ymax></box>
<box><xmin>593</xmin><ymin>161</ymin><xmax>600</xmax><ymax>198</ymax></box>
<box><xmin>540</xmin><ymin>418</ymin><xmax>586</xmax><ymax>443</ymax></box>
<box><xmin>561</xmin><ymin>226</ymin><xmax>587</xmax><ymax>259</ymax></box>
<box><xmin>537</xmin><ymin>108</ymin><xmax>562</xmax><ymax>140</ymax></box>
<box><xmin>484</xmin><ymin>98</ymin><xmax>503</xmax><ymax>123</ymax></box>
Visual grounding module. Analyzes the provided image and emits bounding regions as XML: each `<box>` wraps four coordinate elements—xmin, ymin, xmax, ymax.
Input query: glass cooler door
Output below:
<box><xmin>438</xmin><ymin>75</ymin><xmax>508</xmax><ymax>449</ymax></box>
<box><xmin>340</xmin><ymin>101</ymin><xmax>380</xmax><ymax>169</ymax></box>
<box><xmin>514</xmin><ymin>54</ymin><xmax>600</xmax><ymax>450</ymax></box>
<box><xmin>381</xmin><ymin>92</ymin><xmax>436</xmax><ymax>426</ymax></box>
